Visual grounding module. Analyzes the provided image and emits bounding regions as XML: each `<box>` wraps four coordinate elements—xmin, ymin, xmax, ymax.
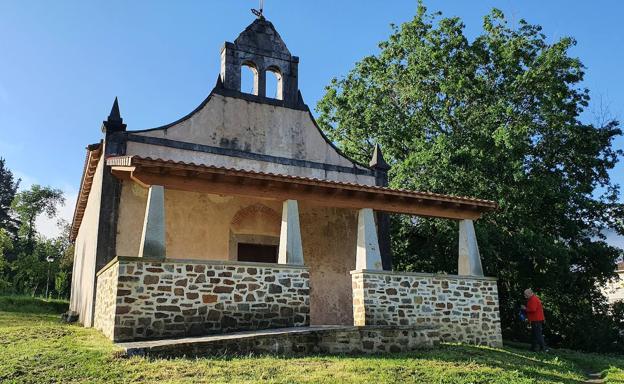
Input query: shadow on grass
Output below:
<box><xmin>507</xmin><ymin>340</ymin><xmax>624</xmax><ymax>377</ymax></box>
<box><xmin>345</xmin><ymin>344</ymin><xmax>587</xmax><ymax>383</ymax></box>
<box><xmin>139</xmin><ymin>342</ymin><xmax>594</xmax><ymax>384</ymax></box>
<box><xmin>0</xmin><ymin>295</ymin><xmax>68</xmax><ymax>315</ymax></box>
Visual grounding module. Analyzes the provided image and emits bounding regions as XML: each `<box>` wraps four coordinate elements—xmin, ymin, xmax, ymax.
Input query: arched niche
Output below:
<box><xmin>229</xmin><ymin>203</ymin><xmax>281</xmax><ymax>262</ymax></box>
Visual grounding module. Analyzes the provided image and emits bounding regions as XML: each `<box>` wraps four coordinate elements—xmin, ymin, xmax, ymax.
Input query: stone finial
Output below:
<box><xmin>102</xmin><ymin>97</ymin><xmax>127</xmax><ymax>133</ymax></box>
<box><xmin>109</xmin><ymin>97</ymin><xmax>121</xmax><ymax>120</ymax></box>
<box><xmin>369</xmin><ymin>144</ymin><xmax>390</xmax><ymax>171</ymax></box>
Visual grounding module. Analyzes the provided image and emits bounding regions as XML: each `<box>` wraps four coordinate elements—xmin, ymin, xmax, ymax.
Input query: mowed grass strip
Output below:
<box><xmin>0</xmin><ymin>299</ymin><xmax>623</xmax><ymax>383</ymax></box>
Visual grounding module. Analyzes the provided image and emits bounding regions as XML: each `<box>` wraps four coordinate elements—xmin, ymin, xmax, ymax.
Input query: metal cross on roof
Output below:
<box><xmin>251</xmin><ymin>0</ymin><xmax>264</xmax><ymax>18</ymax></box>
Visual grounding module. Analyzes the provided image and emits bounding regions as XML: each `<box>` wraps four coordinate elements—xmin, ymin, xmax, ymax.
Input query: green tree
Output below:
<box><xmin>12</xmin><ymin>235</ymin><xmax>67</xmax><ymax>297</ymax></box>
<box><xmin>0</xmin><ymin>158</ymin><xmax>20</xmax><ymax>235</ymax></box>
<box><xmin>12</xmin><ymin>185</ymin><xmax>64</xmax><ymax>251</ymax></box>
<box><xmin>0</xmin><ymin>228</ymin><xmax>12</xmax><ymax>291</ymax></box>
<box><xmin>54</xmin><ymin>270</ymin><xmax>69</xmax><ymax>299</ymax></box>
<box><xmin>317</xmin><ymin>4</ymin><xmax>624</xmax><ymax>351</ymax></box>
<box><xmin>51</xmin><ymin>220</ymin><xmax>73</xmax><ymax>299</ymax></box>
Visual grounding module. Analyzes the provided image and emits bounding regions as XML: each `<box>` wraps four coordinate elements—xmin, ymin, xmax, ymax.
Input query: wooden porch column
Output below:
<box><xmin>458</xmin><ymin>219</ymin><xmax>483</xmax><ymax>276</ymax></box>
<box><xmin>356</xmin><ymin>208</ymin><xmax>383</xmax><ymax>270</ymax></box>
<box><xmin>278</xmin><ymin>200</ymin><xmax>304</xmax><ymax>265</ymax></box>
<box><xmin>138</xmin><ymin>185</ymin><xmax>166</xmax><ymax>259</ymax></box>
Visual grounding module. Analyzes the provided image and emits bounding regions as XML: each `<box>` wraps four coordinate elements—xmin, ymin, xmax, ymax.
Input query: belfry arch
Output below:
<box><xmin>265</xmin><ymin>66</ymin><xmax>283</xmax><ymax>99</ymax></box>
<box><xmin>240</xmin><ymin>61</ymin><xmax>259</xmax><ymax>95</ymax></box>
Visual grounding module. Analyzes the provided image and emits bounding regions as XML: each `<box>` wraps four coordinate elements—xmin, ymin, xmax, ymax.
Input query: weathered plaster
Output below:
<box><xmin>127</xmin><ymin>94</ymin><xmax>375</xmax><ymax>185</ymax></box>
<box><xmin>116</xmin><ymin>184</ymin><xmax>283</xmax><ymax>260</ymax></box>
<box><xmin>299</xmin><ymin>204</ymin><xmax>358</xmax><ymax>326</ymax></box>
<box><xmin>115</xmin><ymin>181</ymin><xmax>147</xmax><ymax>257</ymax></box>
<box><xmin>116</xmin><ymin>185</ymin><xmax>358</xmax><ymax>326</ymax></box>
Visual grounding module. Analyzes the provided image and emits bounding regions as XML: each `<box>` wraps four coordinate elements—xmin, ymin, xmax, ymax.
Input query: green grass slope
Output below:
<box><xmin>0</xmin><ymin>296</ymin><xmax>622</xmax><ymax>383</ymax></box>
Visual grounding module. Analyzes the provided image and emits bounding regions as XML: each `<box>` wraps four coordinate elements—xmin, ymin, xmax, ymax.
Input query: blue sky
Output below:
<box><xmin>0</xmin><ymin>1</ymin><xmax>622</xmax><ymax>247</ymax></box>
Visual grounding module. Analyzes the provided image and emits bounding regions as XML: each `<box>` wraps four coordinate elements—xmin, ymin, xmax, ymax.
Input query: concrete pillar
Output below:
<box><xmin>278</xmin><ymin>200</ymin><xmax>304</xmax><ymax>265</ymax></box>
<box><xmin>356</xmin><ymin>208</ymin><xmax>383</xmax><ymax>270</ymax></box>
<box><xmin>458</xmin><ymin>219</ymin><xmax>484</xmax><ymax>276</ymax></box>
<box><xmin>138</xmin><ymin>185</ymin><xmax>166</xmax><ymax>259</ymax></box>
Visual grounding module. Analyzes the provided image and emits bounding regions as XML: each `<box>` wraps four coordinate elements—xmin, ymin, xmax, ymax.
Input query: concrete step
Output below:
<box><xmin>117</xmin><ymin>325</ymin><xmax>440</xmax><ymax>357</ymax></box>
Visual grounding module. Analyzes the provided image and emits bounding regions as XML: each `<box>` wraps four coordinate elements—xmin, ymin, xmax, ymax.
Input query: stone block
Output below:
<box><xmin>214</xmin><ymin>286</ymin><xmax>234</xmax><ymax>294</ymax></box>
<box><xmin>143</xmin><ymin>275</ymin><xmax>159</xmax><ymax>285</ymax></box>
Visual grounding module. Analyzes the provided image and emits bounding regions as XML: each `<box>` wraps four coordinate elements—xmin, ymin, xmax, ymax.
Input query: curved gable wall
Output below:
<box><xmin>126</xmin><ymin>94</ymin><xmax>376</xmax><ymax>185</ymax></box>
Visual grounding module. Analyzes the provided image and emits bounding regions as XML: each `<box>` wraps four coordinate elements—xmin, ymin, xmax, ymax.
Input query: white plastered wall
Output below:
<box><xmin>69</xmin><ymin>153</ymin><xmax>104</xmax><ymax>327</ymax></box>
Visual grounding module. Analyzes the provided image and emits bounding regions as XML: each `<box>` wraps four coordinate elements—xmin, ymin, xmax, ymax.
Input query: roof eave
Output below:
<box><xmin>107</xmin><ymin>155</ymin><xmax>497</xmax><ymax>220</ymax></box>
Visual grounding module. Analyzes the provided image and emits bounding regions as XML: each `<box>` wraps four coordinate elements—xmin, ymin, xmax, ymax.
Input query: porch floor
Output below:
<box><xmin>117</xmin><ymin>325</ymin><xmax>440</xmax><ymax>357</ymax></box>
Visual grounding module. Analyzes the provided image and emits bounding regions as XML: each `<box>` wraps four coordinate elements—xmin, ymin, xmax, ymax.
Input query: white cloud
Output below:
<box><xmin>35</xmin><ymin>188</ymin><xmax>77</xmax><ymax>239</ymax></box>
<box><xmin>14</xmin><ymin>171</ymin><xmax>77</xmax><ymax>239</ymax></box>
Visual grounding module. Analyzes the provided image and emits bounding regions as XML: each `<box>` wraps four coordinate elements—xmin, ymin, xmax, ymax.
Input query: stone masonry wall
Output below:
<box><xmin>352</xmin><ymin>271</ymin><xmax>502</xmax><ymax>347</ymax></box>
<box><xmin>94</xmin><ymin>257</ymin><xmax>310</xmax><ymax>342</ymax></box>
<box><xmin>93</xmin><ymin>261</ymin><xmax>118</xmax><ymax>339</ymax></box>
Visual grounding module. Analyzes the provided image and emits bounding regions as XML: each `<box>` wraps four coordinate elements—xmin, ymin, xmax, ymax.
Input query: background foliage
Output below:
<box><xmin>0</xmin><ymin>158</ymin><xmax>72</xmax><ymax>299</ymax></box>
<box><xmin>317</xmin><ymin>4</ymin><xmax>624</xmax><ymax>352</ymax></box>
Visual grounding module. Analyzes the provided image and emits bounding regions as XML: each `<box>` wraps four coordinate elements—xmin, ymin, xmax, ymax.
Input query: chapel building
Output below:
<box><xmin>69</xmin><ymin>16</ymin><xmax>502</xmax><ymax>349</ymax></box>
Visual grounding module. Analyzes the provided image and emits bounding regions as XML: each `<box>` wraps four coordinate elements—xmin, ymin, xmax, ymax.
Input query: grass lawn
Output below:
<box><xmin>0</xmin><ymin>296</ymin><xmax>623</xmax><ymax>383</ymax></box>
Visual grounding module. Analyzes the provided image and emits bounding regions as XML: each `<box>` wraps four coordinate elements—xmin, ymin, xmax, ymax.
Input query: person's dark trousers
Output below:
<box><xmin>530</xmin><ymin>321</ymin><xmax>546</xmax><ymax>351</ymax></box>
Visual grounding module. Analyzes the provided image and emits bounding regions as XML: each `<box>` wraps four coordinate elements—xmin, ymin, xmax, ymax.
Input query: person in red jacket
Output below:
<box><xmin>521</xmin><ymin>288</ymin><xmax>548</xmax><ymax>352</ymax></box>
